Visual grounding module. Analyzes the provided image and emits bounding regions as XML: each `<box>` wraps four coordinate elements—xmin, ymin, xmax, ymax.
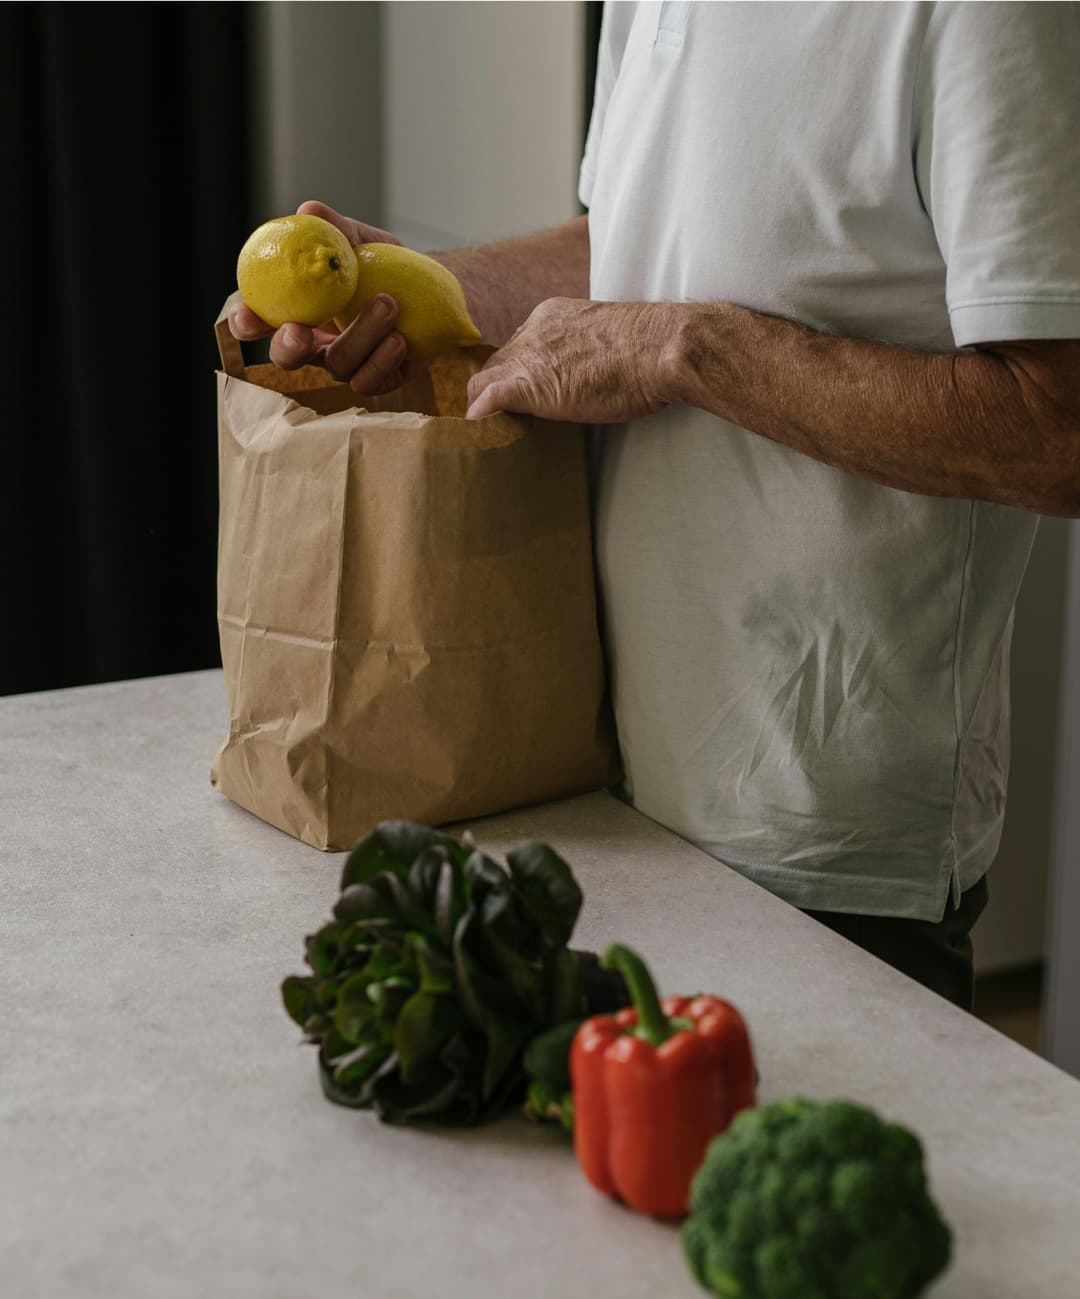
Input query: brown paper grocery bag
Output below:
<box><xmin>210</xmin><ymin>299</ymin><xmax>621</xmax><ymax>850</ymax></box>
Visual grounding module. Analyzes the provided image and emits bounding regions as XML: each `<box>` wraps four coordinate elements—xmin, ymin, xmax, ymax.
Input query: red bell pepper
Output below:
<box><xmin>570</xmin><ymin>943</ymin><xmax>756</xmax><ymax>1219</ymax></box>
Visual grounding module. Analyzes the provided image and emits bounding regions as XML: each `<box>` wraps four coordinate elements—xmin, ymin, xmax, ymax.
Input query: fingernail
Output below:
<box><xmin>283</xmin><ymin>326</ymin><xmax>300</xmax><ymax>349</ymax></box>
<box><xmin>372</xmin><ymin>296</ymin><xmax>392</xmax><ymax>320</ymax></box>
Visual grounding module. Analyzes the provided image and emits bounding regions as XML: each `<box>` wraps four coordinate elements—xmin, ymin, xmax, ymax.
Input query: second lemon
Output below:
<box><xmin>334</xmin><ymin>242</ymin><xmax>481</xmax><ymax>359</ymax></box>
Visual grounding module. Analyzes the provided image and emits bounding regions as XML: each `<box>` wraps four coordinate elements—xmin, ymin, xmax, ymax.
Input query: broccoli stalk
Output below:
<box><xmin>682</xmin><ymin>1098</ymin><xmax>952</xmax><ymax>1299</ymax></box>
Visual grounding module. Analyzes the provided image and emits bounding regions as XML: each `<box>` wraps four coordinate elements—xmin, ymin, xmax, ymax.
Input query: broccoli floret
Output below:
<box><xmin>682</xmin><ymin>1098</ymin><xmax>952</xmax><ymax>1299</ymax></box>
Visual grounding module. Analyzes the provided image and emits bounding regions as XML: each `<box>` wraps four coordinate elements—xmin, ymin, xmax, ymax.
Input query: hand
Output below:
<box><xmin>228</xmin><ymin>199</ymin><xmax>419</xmax><ymax>397</ymax></box>
<box><xmin>464</xmin><ymin>298</ymin><xmax>673</xmax><ymax>423</ymax></box>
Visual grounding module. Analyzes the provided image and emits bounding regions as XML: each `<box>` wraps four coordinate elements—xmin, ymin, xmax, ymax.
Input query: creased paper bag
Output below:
<box><xmin>210</xmin><ymin>300</ymin><xmax>621</xmax><ymax>850</ymax></box>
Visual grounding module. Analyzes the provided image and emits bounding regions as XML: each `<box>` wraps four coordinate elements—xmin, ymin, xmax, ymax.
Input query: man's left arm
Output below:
<box><xmin>464</xmin><ymin>297</ymin><xmax>1080</xmax><ymax>518</ymax></box>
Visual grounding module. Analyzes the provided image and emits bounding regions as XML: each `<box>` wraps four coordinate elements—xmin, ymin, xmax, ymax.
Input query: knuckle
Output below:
<box><xmin>367</xmin><ymin>295</ymin><xmax>398</xmax><ymax>326</ymax></box>
<box><xmin>377</xmin><ymin>333</ymin><xmax>406</xmax><ymax>371</ymax></box>
<box><xmin>324</xmin><ymin>349</ymin><xmax>355</xmax><ymax>383</ymax></box>
<box><xmin>350</xmin><ymin>345</ymin><xmax>402</xmax><ymax>394</ymax></box>
<box><xmin>352</xmin><ymin>365</ymin><xmax>403</xmax><ymax>397</ymax></box>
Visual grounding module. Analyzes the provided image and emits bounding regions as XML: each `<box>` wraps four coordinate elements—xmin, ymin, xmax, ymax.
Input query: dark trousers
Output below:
<box><xmin>802</xmin><ymin>874</ymin><xmax>990</xmax><ymax>1011</ymax></box>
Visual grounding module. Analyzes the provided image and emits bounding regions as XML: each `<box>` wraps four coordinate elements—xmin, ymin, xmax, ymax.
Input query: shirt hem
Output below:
<box><xmin>622</xmin><ymin>796</ymin><xmax>997</xmax><ymax>922</ymax></box>
<box><xmin>702</xmin><ymin>855</ymin><xmax>951</xmax><ymax>922</ymax></box>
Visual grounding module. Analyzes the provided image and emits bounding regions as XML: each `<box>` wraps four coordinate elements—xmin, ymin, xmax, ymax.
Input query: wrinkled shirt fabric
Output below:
<box><xmin>581</xmin><ymin>1</ymin><xmax>1080</xmax><ymax>920</ymax></box>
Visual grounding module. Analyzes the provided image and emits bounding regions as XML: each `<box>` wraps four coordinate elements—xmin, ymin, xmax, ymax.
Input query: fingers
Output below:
<box><xmin>296</xmin><ymin>199</ymin><xmax>402</xmax><ymax>249</ymax></box>
<box><xmin>324</xmin><ymin>294</ymin><xmax>406</xmax><ymax>393</ymax></box>
<box><xmin>465</xmin><ymin>370</ymin><xmax>528</xmax><ymax>420</ymax></box>
<box><xmin>268</xmin><ymin>322</ymin><xmax>321</xmax><ymax>370</ymax></box>
<box><xmin>345</xmin><ymin>332</ymin><xmax>409</xmax><ymax>396</ymax></box>
<box><xmin>228</xmin><ymin>300</ymin><xmax>274</xmax><ymax>341</ymax></box>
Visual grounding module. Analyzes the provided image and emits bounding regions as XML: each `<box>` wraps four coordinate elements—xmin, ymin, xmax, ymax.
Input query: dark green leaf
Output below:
<box><xmin>479</xmin><ymin>1008</ymin><xmax>532</xmax><ymax>1104</ymax></box>
<box><xmin>334</xmin><ymin>973</ymin><xmax>377</xmax><ymax>1042</ymax></box>
<box><xmin>523</xmin><ymin>1078</ymin><xmax>574</xmax><ymax>1131</ymax></box>
<box><xmin>451</xmin><ymin>909</ymin><xmax>493</xmax><ymax>1030</ymax></box>
<box><xmin>377</xmin><ymin>975</ymin><xmax>415</xmax><ymax>991</ymax></box>
<box><xmin>281</xmin><ymin>976</ymin><xmax>315</xmax><ymax>1027</ymax></box>
<box><xmin>394</xmin><ymin>991</ymin><xmax>466</xmax><ymax>1083</ymax></box>
<box><xmin>365</xmin><ymin>943</ymin><xmax>406</xmax><ymax>980</ymax></box>
<box><xmin>301</xmin><ymin>1013</ymin><xmax>333</xmax><ymax>1039</ymax></box>
<box><xmin>505</xmin><ymin>843</ymin><xmax>583</xmax><ymax>949</ymax></box>
<box><xmin>480</xmin><ymin>886</ymin><xmax>530</xmax><ymax>952</ymax></box>
<box><xmin>319</xmin><ymin>1048</ymin><xmax>396</xmax><ymax>1108</ymax></box>
<box><xmin>434</xmin><ymin>858</ymin><xmax>458</xmax><ymax>944</ymax></box>
<box><xmin>371</xmin><ymin>1031</ymin><xmax>479</xmax><ymax>1125</ymax></box>
<box><xmin>483</xmin><ymin>932</ymin><xmax>547</xmax><ymax>1023</ymax></box>
<box><xmin>313</xmin><ymin>979</ymin><xmax>338</xmax><ymax>1013</ymax></box>
<box><xmin>333</xmin><ymin>883</ymin><xmax>389</xmax><ymax>924</ymax></box>
<box><xmin>381</xmin><ymin>870</ymin><xmax>434</xmax><ymax>931</ymax></box>
<box><xmin>478</xmin><ymin>1041</ymin><xmax>532</xmax><ymax>1120</ymax></box>
<box><xmin>547</xmin><ymin>946</ymin><xmax>586</xmax><ymax>1026</ymax></box>
<box><xmin>370</xmin><ymin>980</ymin><xmax>415</xmax><ymax>1042</ymax></box>
<box><xmin>412</xmin><ymin>937</ymin><xmax>455</xmax><ymax>996</ymax></box>
<box><xmin>575</xmin><ymin>948</ymin><xmax>632</xmax><ymax>1015</ymax></box>
<box><xmin>408</xmin><ymin>845</ymin><xmax>450</xmax><ymax>910</ymax></box>
<box><xmin>358</xmin><ymin>924</ymin><xmax>406</xmax><ymax>954</ymax></box>
<box><xmin>328</xmin><ymin>1041</ymin><xmax>386</xmax><ymax>1088</ymax></box>
<box><xmin>322</xmin><ymin>1029</ymin><xmax>361</xmax><ymax>1063</ymax></box>
<box><xmin>336</xmin><ymin>926</ymin><xmax>376</xmax><ymax>971</ymax></box>
<box><xmin>522</xmin><ymin>1019</ymin><xmax>583</xmax><ymax>1091</ymax></box>
<box><xmin>341</xmin><ymin>822</ymin><xmax>467</xmax><ymax>889</ymax></box>
<box><xmin>305</xmin><ymin>923</ymin><xmax>346</xmax><ymax>976</ymax></box>
<box><xmin>451</xmin><ymin>910</ymin><xmax>532</xmax><ymax>1103</ymax></box>
<box><xmin>463</xmin><ymin>850</ymin><xmax>510</xmax><ymax>906</ymax></box>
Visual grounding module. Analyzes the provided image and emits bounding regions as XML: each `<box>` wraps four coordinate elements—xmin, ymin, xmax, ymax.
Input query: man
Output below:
<box><xmin>231</xmin><ymin>2</ymin><xmax>1080</xmax><ymax>1010</ymax></box>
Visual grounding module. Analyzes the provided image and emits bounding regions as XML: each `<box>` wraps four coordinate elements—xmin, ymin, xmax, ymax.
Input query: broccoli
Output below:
<box><xmin>681</xmin><ymin>1097</ymin><xmax>952</xmax><ymax>1299</ymax></box>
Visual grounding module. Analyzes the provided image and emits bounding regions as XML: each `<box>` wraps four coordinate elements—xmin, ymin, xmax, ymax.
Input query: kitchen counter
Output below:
<box><xmin>3</xmin><ymin>669</ymin><xmax>1078</xmax><ymax>1298</ymax></box>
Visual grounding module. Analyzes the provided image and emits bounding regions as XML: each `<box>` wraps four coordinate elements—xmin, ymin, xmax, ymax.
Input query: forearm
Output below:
<box><xmin>664</xmin><ymin>304</ymin><xmax>1080</xmax><ymax>517</ymax></box>
<box><xmin>434</xmin><ymin>216</ymin><xmax>589</xmax><ymax>347</ymax></box>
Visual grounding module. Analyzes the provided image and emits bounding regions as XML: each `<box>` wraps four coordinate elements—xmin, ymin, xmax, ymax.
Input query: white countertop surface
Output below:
<box><xmin>2</xmin><ymin>669</ymin><xmax>1078</xmax><ymax>1298</ymax></box>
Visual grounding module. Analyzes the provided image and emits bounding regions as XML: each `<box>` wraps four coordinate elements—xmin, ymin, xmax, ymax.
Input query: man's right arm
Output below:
<box><xmin>436</xmin><ymin>214</ymin><xmax>590</xmax><ymax>348</ymax></box>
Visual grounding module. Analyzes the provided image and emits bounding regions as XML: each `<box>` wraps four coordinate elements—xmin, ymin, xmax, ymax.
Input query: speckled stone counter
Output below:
<box><xmin>2</xmin><ymin>670</ymin><xmax>1078</xmax><ymax>1298</ymax></box>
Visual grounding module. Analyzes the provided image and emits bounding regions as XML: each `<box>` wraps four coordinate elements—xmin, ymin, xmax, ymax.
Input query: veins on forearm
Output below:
<box><xmin>434</xmin><ymin>216</ymin><xmax>590</xmax><ymax>348</ymax></box>
<box><xmin>667</xmin><ymin>304</ymin><xmax>1080</xmax><ymax>517</ymax></box>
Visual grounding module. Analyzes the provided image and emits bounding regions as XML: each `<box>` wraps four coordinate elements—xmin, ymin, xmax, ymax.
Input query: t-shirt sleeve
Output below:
<box><xmin>914</xmin><ymin>1</ymin><xmax>1080</xmax><ymax>347</ymax></box>
<box><xmin>579</xmin><ymin>3</ymin><xmax>635</xmax><ymax>209</ymax></box>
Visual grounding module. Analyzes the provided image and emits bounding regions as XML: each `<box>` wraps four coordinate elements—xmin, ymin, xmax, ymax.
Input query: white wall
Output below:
<box><xmin>250</xmin><ymin>1</ymin><xmax>383</xmax><ymax>226</ymax></box>
<box><xmin>382</xmin><ymin>0</ymin><xmax>586</xmax><ymax>249</ymax></box>
<box><xmin>249</xmin><ymin>0</ymin><xmax>584</xmax><ymax>246</ymax></box>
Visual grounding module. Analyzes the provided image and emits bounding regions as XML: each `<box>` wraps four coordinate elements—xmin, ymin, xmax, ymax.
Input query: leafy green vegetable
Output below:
<box><xmin>281</xmin><ymin>821</ymin><xmax>626</xmax><ymax>1126</ymax></box>
<box><xmin>682</xmin><ymin>1097</ymin><xmax>953</xmax><ymax>1299</ymax></box>
<box><xmin>522</xmin><ymin>1019</ymin><xmax>581</xmax><ymax>1132</ymax></box>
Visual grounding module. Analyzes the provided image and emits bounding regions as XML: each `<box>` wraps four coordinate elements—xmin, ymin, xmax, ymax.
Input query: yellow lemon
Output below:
<box><xmin>236</xmin><ymin>214</ymin><xmax>359</xmax><ymax>328</ymax></box>
<box><xmin>335</xmin><ymin>243</ymin><xmax>482</xmax><ymax>358</ymax></box>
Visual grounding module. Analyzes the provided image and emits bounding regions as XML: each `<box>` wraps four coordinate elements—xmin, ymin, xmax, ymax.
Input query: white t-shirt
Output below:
<box><xmin>581</xmin><ymin>1</ymin><xmax>1080</xmax><ymax>921</ymax></box>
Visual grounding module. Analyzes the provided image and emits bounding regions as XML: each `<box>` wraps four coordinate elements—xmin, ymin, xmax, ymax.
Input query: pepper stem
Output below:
<box><xmin>602</xmin><ymin>943</ymin><xmax>672</xmax><ymax>1047</ymax></box>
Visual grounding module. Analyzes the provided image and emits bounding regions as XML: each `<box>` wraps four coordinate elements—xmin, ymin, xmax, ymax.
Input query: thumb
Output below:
<box><xmin>466</xmin><ymin>376</ymin><xmax>529</xmax><ymax>421</ymax></box>
<box><xmin>296</xmin><ymin>199</ymin><xmax>401</xmax><ymax>248</ymax></box>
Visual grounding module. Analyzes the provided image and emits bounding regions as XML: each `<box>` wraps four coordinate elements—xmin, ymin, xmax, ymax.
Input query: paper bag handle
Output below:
<box><xmin>214</xmin><ymin>293</ymin><xmax>247</xmax><ymax>379</ymax></box>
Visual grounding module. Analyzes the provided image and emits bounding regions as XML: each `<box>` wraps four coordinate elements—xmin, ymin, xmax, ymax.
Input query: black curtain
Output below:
<box><xmin>0</xmin><ymin>2</ymin><xmax>252</xmax><ymax>696</ymax></box>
